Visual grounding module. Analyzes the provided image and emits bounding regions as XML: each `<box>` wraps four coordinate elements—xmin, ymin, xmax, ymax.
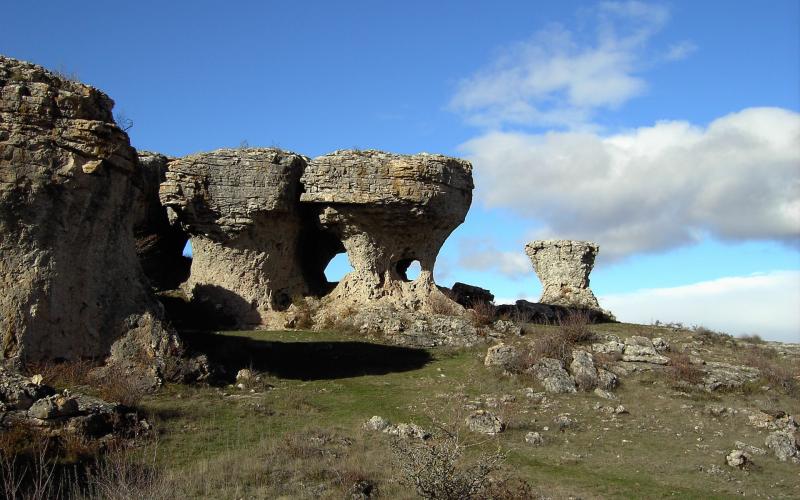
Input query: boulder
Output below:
<box><xmin>622</xmin><ymin>336</ymin><xmax>670</xmax><ymax>364</ymax></box>
<box><xmin>465</xmin><ymin>409</ymin><xmax>505</xmax><ymax>435</ymax></box>
<box><xmin>0</xmin><ymin>56</ymin><xmax>190</xmax><ymax>384</ymax></box>
<box><xmin>525</xmin><ymin>431</ymin><xmax>544</xmax><ymax>445</ymax></box>
<box><xmin>533</xmin><ymin>358</ymin><xmax>576</xmax><ymax>393</ymax></box>
<box><xmin>484</xmin><ymin>343</ymin><xmax>520</xmax><ymax>370</ymax></box>
<box><xmin>725</xmin><ymin>449</ymin><xmax>752</xmax><ymax>469</ymax></box>
<box><xmin>765</xmin><ymin>430</ymin><xmax>799</xmax><ymax>462</ymax></box>
<box><xmin>569</xmin><ymin>349</ymin><xmax>598</xmax><ymax>390</ymax></box>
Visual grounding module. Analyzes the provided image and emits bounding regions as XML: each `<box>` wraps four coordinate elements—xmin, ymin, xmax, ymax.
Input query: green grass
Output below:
<box><xmin>132</xmin><ymin>327</ymin><xmax>800</xmax><ymax>499</ymax></box>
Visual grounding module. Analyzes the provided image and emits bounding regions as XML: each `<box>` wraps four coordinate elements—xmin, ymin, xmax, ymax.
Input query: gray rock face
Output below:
<box><xmin>160</xmin><ymin>148</ymin><xmax>309</xmax><ymax>327</ymax></box>
<box><xmin>765</xmin><ymin>430</ymin><xmax>799</xmax><ymax>462</ymax></box>
<box><xmin>622</xmin><ymin>336</ymin><xmax>670</xmax><ymax>364</ymax></box>
<box><xmin>484</xmin><ymin>343</ymin><xmax>520</xmax><ymax>370</ymax></box>
<box><xmin>570</xmin><ymin>350</ymin><xmax>599</xmax><ymax>390</ymax></box>
<box><xmin>302</xmin><ymin>150</ymin><xmax>473</xmax><ymax>314</ymax></box>
<box><xmin>533</xmin><ymin>358</ymin><xmax>577</xmax><ymax>393</ymax></box>
<box><xmin>450</xmin><ymin>282</ymin><xmax>494</xmax><ymax>308</ymax></box>
<box><xmin>0</xmin><ymin>56</ymin><xmax>188</xmax><ymax>384</ymax></box>
<box><xmin>524</xmin><ymin>240</ymin><xmax>612</xmax><ymax>318</ymax></box>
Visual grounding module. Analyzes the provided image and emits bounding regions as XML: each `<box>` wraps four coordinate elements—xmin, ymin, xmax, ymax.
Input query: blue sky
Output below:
<box><xmin>3</xmin><ymin>1</ymin><xmax>798</xmax><ymax>340</ymax></box>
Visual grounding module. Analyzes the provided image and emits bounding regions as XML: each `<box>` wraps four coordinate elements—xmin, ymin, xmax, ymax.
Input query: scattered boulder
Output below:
<box><xmin>592</xmin><ymin>337</ymin><xmax>624</xmax><ymax>355</ymax></box>
<box><xmin>593</xmin><ymin>388</ymin><xmax>617</xmax><ymax>400</ymax></box>
<box><xmin>702</xmin><ymin>362</ymin><xmax>760</xmax><ymax>392</ymax></box>
<box><xmin>725</xmin><ymin>449</ymin><xmax>753</xmax><ymax>469</ymax></box>
<box><xmin>28</xmin><ymin>394</ymin><xmax>79</xmax><ymax>420</ymax></box>
<box><xmin>622</xmin><ymin>337</ymin><xmax>669</xmax><ymax>364</ymax></box>
<box><xmin>652</xmin><ymin>337</ymin><xmax>670</xmax><ymax>353</ymax></box>
<box><xmin>553</xmin><ymin>414</ymin><xmax>575</xmax><ymax>431</ymax></box>
<box><xmin>484</xmin><ymin>343</ymin><xmax>520</xmax><ymax>370</ymax></box>
<box><xmin>570</xmin><ymin>350</ymin><xmax>599</xmax><ymax>390</ymax></box>
<box><xmin>363</xmin><ymin>415</ymin><xmax>391</xmax><ymax>432</ymax></box>
<box><xmin>597</xmin><ymin>369</ymin><xmax>619</xmax><ymax>391</ymax></box>
<box><xmin>525</xmin><ymin>431</ymin><xmax>544</xmax><ymax>446</ymax></box>
<box><xmin>465</xmin><ymin>410</ymin><xmax>505</xmax><ymax>435</ymax></box>
<box><xmin>363</xmin><ymin>416</ymin><xmax>430</xmax><ymax>440</ymax></box>
<box><xmin>734</xmin><ymin>441</ymin><xmax>767</xmax><ymax>456</ymax></box>
<box><xmin>533</xmin><ymin>358</ymin><xmax>577</xmax><ymax>393</ymax></box>
<box><xmin>765</xmin><ymin>431</ymin><xmax>799</xmax><ymax>462</ymax></box>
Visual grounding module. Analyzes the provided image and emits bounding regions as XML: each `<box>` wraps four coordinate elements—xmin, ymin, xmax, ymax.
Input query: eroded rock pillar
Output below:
<box><xmin>525</xmin><ymin>240</ymin><xmax>601</xmax><ymax>310</ymax></box>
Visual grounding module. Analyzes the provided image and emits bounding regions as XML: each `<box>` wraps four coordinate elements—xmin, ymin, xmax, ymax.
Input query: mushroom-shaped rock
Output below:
<box><xmin>0</xmin><ymin>55</ymin><xmax>185</xmax><ymax>383</ymax></box>
<box><xmin>160</xmin><ymin>148</ymin><xmax>308</xmax><ymax>326</ymax></box>
<box><xmin>300</xmin><ymin>150</ymin><xmax>473</xmax><ymax>311</ymax></box>
<box><xmin>525</xmin><ymin>240</ymin><xmax>611</xmax><ymax>318</ymax></box>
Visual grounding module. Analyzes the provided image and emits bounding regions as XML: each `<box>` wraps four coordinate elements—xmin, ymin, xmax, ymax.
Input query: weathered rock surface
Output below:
<box><xmin>622</xmin><ymin>336</ymin><xmax>670</xmax><ymax>364</ymax></box>
<box><xmin>570</xmin><ymin>350</ymin><xmax>599</xmax><ymax>390</ymax></box>
<box><xmin>484</xmin><ymin>343</ymin><xmax>520</xmax><ymax>370</ymax></box>
<box><xmin>533</xmin><ymin>358</ymin><xmax>577</xmax><ymax>393</ymax></box>
<box><xmin>524</xmin><ymin>240</ymin><xmax>613</xmax><ymax>319</ymax></box>
<box><xmin>465</xmin><ymin>409</ymin><xmax>505</xmax><ymax>435</ymax></box>
<box><xmin>160</xmin><ymin>148</ymin><xmax>309</xmax><ymax>327</ymax></box>
<box><xmin>0</xmin><ymin>56</ymin><xmax>192</xmax><ymax>384</ymax></box>
<box><xmin>302</xmin><ymin>150</ymin><xmax>472</xmax><ymax>315</ymax></box>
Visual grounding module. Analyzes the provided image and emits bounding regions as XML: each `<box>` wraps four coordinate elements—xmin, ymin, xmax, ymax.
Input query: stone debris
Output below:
<box><xmin>524</xmin><ymin>240</ymin><xmax>613</xmax><ymax>319</ymax></box>
<box><xmin>363</xmin><ymin>416</ymin><xmax>430</xmax><ymax>440</ymax></box>
<box><xmin>465</xmin><ymin>409</ymin><xmax>505</xmax><ymax>435</ymax></box>
<box><xmin>525</xmin><ymin>431</ymin><xmax>544</xmax><ymax>446</ymax></box>
<box><xmin>765</xmin><ymin>430</ymin><xmax>800</xmax><ymax>463</ymax></box>
<box><xmin>622</xmin><ymin>336</ymin><xmax>670</xmax><ymax>364</ymax></box>
<box><xmin>725</xmin><ymin>449</ymin><xmax>753</xmax><ymax>469</ymax></box>
<box><xmin>593</xmin><ymin>388</ymin><xmax>618</xmax><ymax>400</ymax></box>
<box><xmin>553</xmin><ymin>414</ymin><xmax>575</xmax><ymax>431</ymax></box>
<box><xmin>533</xmin><ymin>358</ymin><xmax>577</xmax><ymax>394</ymax></box>
<box><xmin>734</xmin><ymin>441</ymin><xmax>767</xmax><ymax>456</ymax></box>
<box><xmin>702</xmin><ymin>362</ymin><xmax>760</xmax><ymax>392</ymax></box>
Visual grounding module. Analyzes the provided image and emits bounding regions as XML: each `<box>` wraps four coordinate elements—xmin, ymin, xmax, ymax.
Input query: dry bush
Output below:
<box><xmin>665</xmin><ymin>352</ymin><xmax>704</xmax><ymax>385</ymax></box>
<box><xmin>693</xmin><ymin>326</ymin><xmax>733</xmax><ymax>345</ymax></box>
<box><xmin>81</xmin><ymin>443</ymin><xmax>170</xmax><ymax>500</ymax></box>
<box><xmin>468</xmin><ymin>301</ymin><xmax>496</xmax><ymax>328</ymax></box>
<box><xmin>0</xmin><ymin>434</ymin><xmax>61</xmax><ymax>500</ymax></box>
<box><xmin>429</xmin><ymin>291</ymin><xmax>461</xmax><ymax>316</ymax></box>
<box><xmin>391</xmin><ymin>435</ymin><xmax>504</xmax><ymax>500</ymax></box>
<box><xmin>738</xmin><ymin>334</ymin><xmax>765</xmax><ymax>344</ymax></box>
<box><xmin>290</xmin><ymin>295</ymin><xmax>314</xmax><ymax>330</ymax></box>
<box><xmin>740</xmin><ymin>348</ymin><xmax>799</xmax><ymax>397</ymax></box>
<box><xmin>89</xmin><ymin>368</ymin><xmax>148</xmax><ymax>409</ymax></box>
<box><xmin>23</xmin><ymin>359</ymin><xmax>96</xmax><ymax>389</ymax></box>
<box><xmin>593</xmin><ymin>351</ymin><xmax>622</xmax><ymax>370</ymax></box>
<box><xmin>557</xmin><ymin>310</ymin><xmax>594</xmax><ymax>344</ymax></box>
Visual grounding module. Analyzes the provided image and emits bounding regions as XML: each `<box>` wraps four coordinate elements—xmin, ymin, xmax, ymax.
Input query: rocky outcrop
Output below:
<box><xmin>524</xmin><ymin>240</ymin><xmax>612</xmax><ymax>319</ymax></box>
<box><xmin>301</xmin><ymin>150</ymin><xmax>473</xmax><ymax>315</ymax></box>
<box><xmin>0</xmin><ymin>56</ymin><xmax>192</xmax><ymax>385</ymax></box>
<box><xmin>450</xmin><ymin>282</ymin><xmax>494</xmax><ymax>308</ymax></box>
<box><xmin>159</xmin><ymin>148</ymin><xmax>309</xmax><ymax>327</ymax></box>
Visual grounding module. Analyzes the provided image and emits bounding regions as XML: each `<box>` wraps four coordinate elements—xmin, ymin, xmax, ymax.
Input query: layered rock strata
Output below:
<box><xmin>0</xmin><ymin>56</ymin><xmax>196</xmax><ymax>385</ymax></box>
<box><xmin>525</xmin><ymin>240</ymin><xmax>608</xmax><ymax>316</ymax></box>
<box><xmin>301</xmin><ymin>150</ymin><xmax>473</xmax><ymax>313</ymax></box>
<box><xmin>159</xmin><ymin>148</ymin><xmax>309</xmax><ymax>326</ymax></box>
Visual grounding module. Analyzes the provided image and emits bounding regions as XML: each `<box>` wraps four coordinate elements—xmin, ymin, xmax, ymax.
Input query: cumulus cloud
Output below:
<box><xmin>449</xmin><ymin>1</ymin><xmax>675</xmax><ymax>128</ymax></box>
<box><xmin>664</xmin><ymin>40</ymin><xmax>697</xmax><ymax>61</ymax></box>
<box><xmin>457</xmin><ymin>238</ymin><xmax>531</xmax><ymax>278</ymax></box>
<box><xmin>460</xmin><ymin>107</ymin><xmax>800</xmax><ymax>259</ymax></box>
<box><xmin>599</xmin><ymin>271</ymin><xmax>800</xmax><ymax>342</ymax></box>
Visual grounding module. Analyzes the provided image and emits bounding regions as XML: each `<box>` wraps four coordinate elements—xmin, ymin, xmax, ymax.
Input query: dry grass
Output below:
<box><xmin>739</xmin><ymin>347</ymin><xmax>799</xmax><ymax>397</ymax></box>
<box><xmin>290</xmin><ymin>295</ymin><xmax>314</xmax><ymax>330</ymax></box>
<box><xmin>557</xmin><ymin>310</ymin><xmax>594</xmax><ymax>344</ymax></box>
<box><xmin>429</xmin><ymin>290</ymin><xmax>461</xmax><ymax>316</ymax></box>
<box><xmin>468</xmin><ymin>301</ymin><xmax>496</xmax><ymax>329</ymax></box>
<box><xmin>665</xmin><ymin>352</ymin><xmax>704</xmax><ymax>385</ymax></box>
<box><xmin>23</xmin><ymin>359</ymin><xmax>96</xmax><ymax>389</ymax></box>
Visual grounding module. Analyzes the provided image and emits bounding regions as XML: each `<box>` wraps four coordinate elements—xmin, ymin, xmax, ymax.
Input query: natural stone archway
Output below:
<box><xmin>524</xmin><ymin>240</ymin><xmax>611</xmax><ymax>318</ymax></box>
<box><xmin>0</xmin><ymin>56</ymin><xmax>197</xmax><ymax>385</ymax></box>
<box><xmin>300</xmin><ymin>150</ymin><xmax>473</xmax><ymax>313</ymax></box>
<box><xmin>159</xmin><ymin>148</ymin><xmax>309</xmax><ymax>327</ymax></box>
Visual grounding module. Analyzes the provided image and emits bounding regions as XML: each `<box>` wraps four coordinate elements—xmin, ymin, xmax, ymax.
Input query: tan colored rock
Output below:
<box><xmin>301</xmin><ymin>150</ymin><xmax>473</xmax><ymax>314</ymax></box>
<box><xmin>525</xmin><ymin>240</ymin><xmax>612</xmax><ymax>318</ymax></box>
<box><xmin>0</xmin><ymin>55</ymin><xmax>194</xmax><ymax>385</ymax></box>
<box><xmin>160</xmin><ymin>148</ymin><xmax>310</xmax><ymax>327</ymax></box>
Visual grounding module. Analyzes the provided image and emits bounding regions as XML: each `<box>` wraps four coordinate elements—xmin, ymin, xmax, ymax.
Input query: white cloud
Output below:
<box><xmin>599</xmin><ymin>271</ymin><xmax>800</xmax><ymax>343</ymax></box>
<box><xmin>457</xmin><ymin>239</ymin><xmax>531</xmax><ymax>278</ymax></box>
<box><xmin>449</xmin><ymin>1</ymin><xmax>675</xmax><ymax>128</ymax></box>
<box><xmin>460</xmin><ymin>107</ymin><xmax>800</xmax><ymax>259</ymax></box>
<box><xmin>664</xmin><ymin>40</ymin><xmax>697</xmax><ymax>61</ymax></box>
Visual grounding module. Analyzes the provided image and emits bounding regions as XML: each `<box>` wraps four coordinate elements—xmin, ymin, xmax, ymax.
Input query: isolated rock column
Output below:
<box><xmin>300</xmin><ymin>150</ymin><xmax>473</xmax><ymax>311</ymax></box>
<box><xmin>160</xmin><ymin>148</ymin><xmax>308</xmax><ymax>326</ymax></box>
<box><xmin>524</xmin><ymin>240</ymin><xmax>603</xmax><ymax>311</ymax></box>
<box><xmin>0</xmin><ymin>56</ymin><xmax>189</xmax><ymax>384</ymax></box>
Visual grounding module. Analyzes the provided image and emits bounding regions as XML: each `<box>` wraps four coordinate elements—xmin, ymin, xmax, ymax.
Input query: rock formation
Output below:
<box><xmin>301</xmin><ymin>150</ymin><xmax>473</xmax><ymax>313</ymax></box>
<box><xmin>525</xmin><ymin>240</ymin><xmax>610</xmax><ymax>317</ymax></box>
<box><xmin>159</xmin><ymin>148</ymin><xmax>309</xmax><ymax>327</ymax></box>
<box><xmin>0</xmin><ymin>56</ymin><xmax>198</xmax><ymax>385</ymax></box>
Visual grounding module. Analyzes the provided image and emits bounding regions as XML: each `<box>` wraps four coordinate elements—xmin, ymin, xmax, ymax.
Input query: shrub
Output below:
<box><xmin>738</xmin><ymin>334</ymin><xmax>765</xmax><ymax>344</ymax></box>
<box><xmin>665</xmin><ymin>352</ymin><xmax>704</xmax><ymax>385</ymax></box>
<box><xmin>692</xmin><ymin>326</ymin><xmax>733</xmax><ymax>345</ymax></box>
<box><xmin>740</xmin><ymin>348</ymin><xmax>798</xmax><ymax>397</ymax></box>
<box><xmin>289</xmin><ymin>295</ymin><xmax>314</xmax><ymax>330</ymax></box>
<box><xmin>468</xmin><ymin>301</ymin><xmax>496</xmax><ymax>328</ymax></box>
<box><xmin>429</xmin><ymin>291</ymin><xmax>461</xmax><ymax>316</ymax></box>
<box><xmin>391</xmin><ymin>435</ymin><xmax>504</xmax><ymax>500</ymax></box>
<box><xmin>23</xmin><ymin>359</ymin><xmax>95</xmax><ymax>389</ymax></box>
<box><xmin>557</xmin><ymin>311</ymin><xmax>594</xmax><ymax>344</ymax></box>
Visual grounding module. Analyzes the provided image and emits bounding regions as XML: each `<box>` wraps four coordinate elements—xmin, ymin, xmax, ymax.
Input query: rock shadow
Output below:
<box><xmin>180</xmin><ymin>331</ymin><xmax>433</xmax><ymax>381</ymax></box>
<box><xmin>158</xmin><ymin>285</ymin><xmax>260</xmax><ymax>330</ymax></box>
